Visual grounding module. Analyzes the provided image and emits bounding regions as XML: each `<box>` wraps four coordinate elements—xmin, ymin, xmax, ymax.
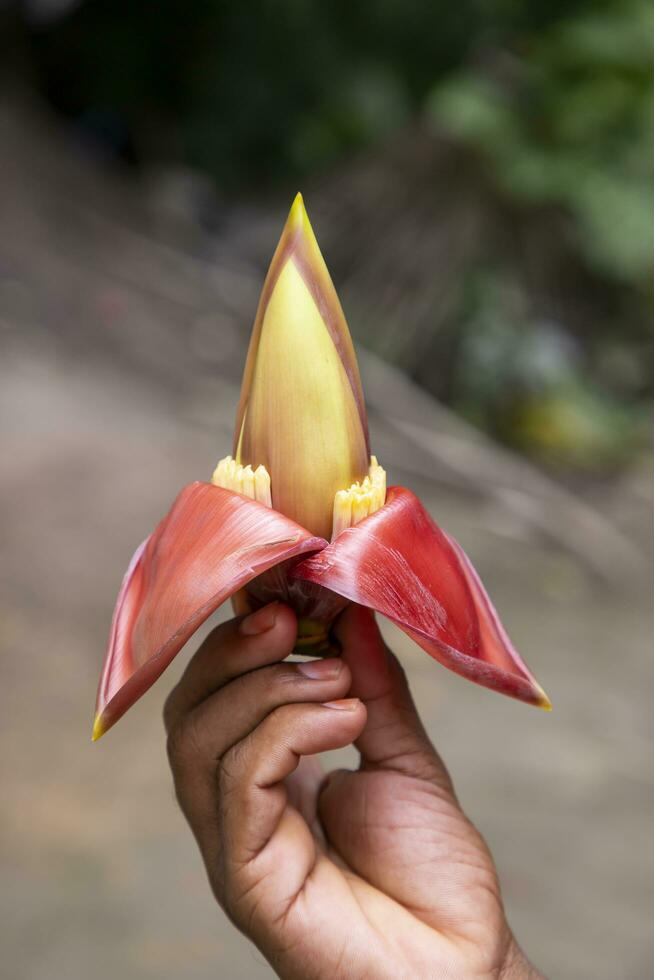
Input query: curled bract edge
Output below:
<box><xmin>293</xmin><ymin>487</ymin><xmax>551</xmax><ymax>710</ymax></box>
<box><xmin>93</xmin><ymin>482</ymin><xmax>326</xmax><ymax>738</ymax></box>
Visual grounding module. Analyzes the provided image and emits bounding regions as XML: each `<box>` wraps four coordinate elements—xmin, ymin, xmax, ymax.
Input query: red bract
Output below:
<box><xmin>94</xmin><ymin>483</ymin><xmax>325</xmax><ymax>738</ymax></box>
<box><xmin>93</xmin><ymin>195</ymin><xmax>550</xmax><ymax>739</ymax></box>
<box><xmin>294</xmin><ymin>487</ymin><xmax>549</xmax><ymax>709</ymax></box>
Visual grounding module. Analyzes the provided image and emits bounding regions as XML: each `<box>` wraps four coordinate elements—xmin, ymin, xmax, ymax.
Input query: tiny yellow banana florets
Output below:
<box><xmin>212</xmin><ymin>455</ymin><xmax>272</xmax><ymax>507</ymax></box>
<box><xmin>212</xmin><ymin>454</ymin><xmax>385</xmax><ymax>539</ymax></box>
<box><xmin>332</xmin><ymin>456</ymin><xmax>386</xmax><ymax>539</ymax></box>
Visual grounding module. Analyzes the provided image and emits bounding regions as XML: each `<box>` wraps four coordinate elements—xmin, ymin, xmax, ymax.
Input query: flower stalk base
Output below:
<box><xmin>292</xmin><ymin>618</ymin><xmax>340</xmax><ymax>658</ymax></box>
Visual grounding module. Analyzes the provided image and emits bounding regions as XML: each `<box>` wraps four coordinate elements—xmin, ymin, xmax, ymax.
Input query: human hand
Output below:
<box><xmin>164</xmin><ymin>602</ymin><xmax>541</xmax><ymax>980</ymax></box>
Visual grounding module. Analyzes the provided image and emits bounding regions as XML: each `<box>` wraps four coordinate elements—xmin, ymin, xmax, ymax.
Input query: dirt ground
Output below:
<box><xmin>1</xmin><ymin>100</ymin><xmax>653</xmax><ymax>980</ymax></box>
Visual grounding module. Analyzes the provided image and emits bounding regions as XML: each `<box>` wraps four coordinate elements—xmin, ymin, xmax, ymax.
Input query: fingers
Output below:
<box><xmin>217</xmin><ymin>699</ymin><xmax>366</xmax><ymax>926</ymax></box>
<box><xmin>170</xmin><ymin>654</ymin><xmax>350</xmax><ymax>785</ymax></box>
<box><xmin>163</xmin><ymin>602</ymin><xmax>297</xmax><ymax>733</ymax></box>
<box><xmin>220</xmin><ymin>699</ymin><xmax>366</xmax><ymax>858</ymax></box>
<box><xmin>333</xmin><ymin>604</ymin><xmax>454</xmax><ymax>791</ymax></box>
<box><xmin>163</xmin><ymin>602</ymin><xmax>360</xmax><ymax>918</ymax></box>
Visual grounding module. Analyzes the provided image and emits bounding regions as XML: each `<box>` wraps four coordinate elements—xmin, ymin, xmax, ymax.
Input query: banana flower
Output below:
<box><xmin>93</xmin><ymin>195</ymin><xmax>550</xmax><ymax>739</ymax></box>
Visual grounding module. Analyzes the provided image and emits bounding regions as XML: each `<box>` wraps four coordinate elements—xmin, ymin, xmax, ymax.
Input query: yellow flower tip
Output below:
<box><xmin>285</xmin><ymin>191</ymin><xmax>314</xmax><ymax>243</ymax></box>
<box><xmin>536</xmin><ymin>684</ymin><xmax>553</xmax><ymax>712</ymax></box>
<box><xmin>91</xmin><ymin>714</ymin><xmax>106</xmax><ymax>741</ymax></box>
<box><xmin>289</xmin><ymin>191</ymin><xmax>305</xmax><ymax>223</ymax></box>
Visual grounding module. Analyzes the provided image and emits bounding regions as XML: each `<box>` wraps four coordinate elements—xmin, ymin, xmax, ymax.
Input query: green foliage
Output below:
<box><xmin>447</xmin><ymin>267</ymin><xmax>644</xmax><ymax>470</ymax></box>
<box><xmin>429</xmin><ymin>1</ymin><xmax>654</xmax><ymax>284</ymax></box>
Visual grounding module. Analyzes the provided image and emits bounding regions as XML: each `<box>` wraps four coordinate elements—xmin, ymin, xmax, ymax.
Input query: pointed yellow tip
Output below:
<box><xmin>287</xmin><ymin>191</ymin><xmax>310</xmax><ymax>233</ymax></box>
<box><xmin>535</xmin><ymin>683</ymin><xmax>553</xmax><ymax>712</ymax></box>
<box><xmin>91</xmin><ymin>714</ymin><xmax>106</xmax><ymax>741</ymax></box>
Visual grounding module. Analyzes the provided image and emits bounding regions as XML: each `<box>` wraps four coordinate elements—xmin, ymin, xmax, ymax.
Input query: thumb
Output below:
<box><xmin>333</xmin><ymin>605</ymin><xmax>454</xmax><ymax>793</ymax></box>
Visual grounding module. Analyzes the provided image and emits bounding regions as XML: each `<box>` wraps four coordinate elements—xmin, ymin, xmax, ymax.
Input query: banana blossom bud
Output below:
<box><xmin>93</xmin><ymin>195</ymin><xmax>550</xmax><ymax>740</ymax></box>
<box><xmin>230</xmin><ymin>193</ymin><xmax>370</xmax><ymax>541</ymax></box>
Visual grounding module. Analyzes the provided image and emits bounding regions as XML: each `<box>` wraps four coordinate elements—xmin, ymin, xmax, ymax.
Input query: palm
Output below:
<box><xmin>278</xmin><ymin>747</ymin><xmax>508</xmax><ymax>980</ymax></box>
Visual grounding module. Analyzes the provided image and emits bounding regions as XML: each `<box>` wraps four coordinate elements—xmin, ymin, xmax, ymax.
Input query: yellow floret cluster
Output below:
<box><xmin>211</xmin><ymin>455</ymin><xmax>272</xmax><ymax>507</ymax></box>
<box><xmin>331</xmin><ymin>456</ymin><xmax>386</xmax><ymax>539</ymax></box>
<box><xmin>212</xmin><ymin>453</ymin><xmax>386</xmax><ymax>539</ymax></box>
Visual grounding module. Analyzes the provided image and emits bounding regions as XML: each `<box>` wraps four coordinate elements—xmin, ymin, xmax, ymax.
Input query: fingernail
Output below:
<box><xmin>322</xmin><ymin>698</ymin><xmax>360</xmax><ymax>711</ymax></box>
<box><xmin>297</xmin><ymin>658</ymin><xmax>342</xmax><ymax>680</ymax></box>
<box><xmin>240</xmin><ymin>604</ymin><xmax>278</xmax><ymax>636</ymax></box>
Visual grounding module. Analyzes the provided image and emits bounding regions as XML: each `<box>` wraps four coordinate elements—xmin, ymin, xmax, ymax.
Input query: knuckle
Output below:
<box><xmin>165</xmin><ymin>742</ymin><xmax>183</xmax><ymax>781</ymax></box>
<box><xmin>165</xmin><ymin>724</ymin><xmax>187</xmax><ymax>770</ymax></box>
<box><xmin>275</xmin><ymin>663</ymin><xmax>303</xmax><ymax>688</ymax></box>
<box><xmin>162</xmin><ymin>687</ymin><xmax>179</xmax><ymax>735</ymax></box>
<box><xmin>216</xmin><ymin>701</ymin><xmax>301</xmax><ymax>790</ymax></box>
<box><xmin>262</xmin><ymin>700</ymin><xmax>299</xmax><ymax>734</ymax></box>
<box><xmin>218</xmin><ymin>739</ymin><xmax>246</xmax><ymax>790</ymax></box>
<box><xmin>165</xmin><ymin>711</ymin><xmax>203</xmax><ymax>771</ymax></box>
<box><xmin>254</xmin><ymin>662</ymin><xmax>299</xmax><ymax>692</ymax></box>
<box><xmin>232</xmin><ymin>663</ymin><xmax>302</xmax><ymax>710</ymax></box>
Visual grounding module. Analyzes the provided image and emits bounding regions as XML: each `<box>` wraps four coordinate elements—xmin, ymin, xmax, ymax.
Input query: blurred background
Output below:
<box><xmin>1</xmin><ymin>2</ymin><xmax>652</xmax><ymax>978</ymax></box>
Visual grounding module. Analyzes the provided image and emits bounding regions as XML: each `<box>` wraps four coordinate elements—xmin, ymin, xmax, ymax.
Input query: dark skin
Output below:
<box><xmin>164</xmin><ymin>602</ymin><xmax>542</xmax><ymax>980</ymax></box>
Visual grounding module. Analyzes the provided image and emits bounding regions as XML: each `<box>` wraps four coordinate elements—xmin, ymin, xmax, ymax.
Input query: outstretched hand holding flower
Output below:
<box><xmin>164</xmin><ymin>603</ymin><xmax>542</xmax><ymax>980</ymax></box>
<box><xmin>93</xmin><ymin>194</ymin><xmax>549</xmax><ymax>979</ymax></box>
